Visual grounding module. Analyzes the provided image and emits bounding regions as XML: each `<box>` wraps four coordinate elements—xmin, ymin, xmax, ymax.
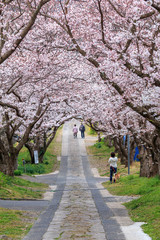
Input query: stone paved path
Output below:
<box><xmin>23</xmin><ymin>120</ymin><xmax>151</xmax><ymax>240</ymax></box>
<box><xmin>42</xmin><ymin>121</ymin><xmax>106</xmax><ymax>240</ymax></box>
<box><xmin>41</xmin><ymin>120</ymin><xmax>127</xmax><ymax>240</ymax></box>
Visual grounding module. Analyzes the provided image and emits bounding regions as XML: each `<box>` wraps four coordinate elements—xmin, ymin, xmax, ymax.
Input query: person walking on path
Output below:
<box><xmin>79</xmin><ymin>123</ymin><xmax>85</xmax><ymax>138</ymax></box>
<box><xmin>108</xmin><ymin>152</ymin><xmax>118</xmax><ymax>183</ymax></box>
<box><xmin>72</xmin><ymin>124</ymin><xmax>78</xmax><ymax>138</ymax></box>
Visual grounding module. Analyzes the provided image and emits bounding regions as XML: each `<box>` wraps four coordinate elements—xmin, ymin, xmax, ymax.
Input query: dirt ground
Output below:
<box><xmin>84</xmin><ymin>135</ymin><xmax>108</xmax><ymax>176</ymax></box>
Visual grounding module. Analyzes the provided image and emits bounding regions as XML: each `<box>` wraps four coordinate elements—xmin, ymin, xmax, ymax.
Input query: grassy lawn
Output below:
<box><xmin>0</xmin><ymin>207</ymin><xmax>39</xmax><ymax>239</ymax></box>
<box><xmin>0</xmin><ymin>173</ymin><xmax>47</xmax><ymax>239</ymax></box>
<box><xmin>0</xmin><ymin>172</ymin><xmax>47</xmax><ymax>200</ymax></box>
<box><xmin>86</xmin><ymin>137</ymin><xmax>160</xmax><ymax>240</ymax></box>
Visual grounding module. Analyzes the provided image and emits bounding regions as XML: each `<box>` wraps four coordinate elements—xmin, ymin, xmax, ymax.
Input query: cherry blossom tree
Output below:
<box><xmin>40</xmin><ymin>0</ymin><xmax>160</xmax><ymax>131</ymax></box>
<box><xmin>0</xmin><ymin>0</ymin><xmax>53</xmax><ymax>64</ymax></box>
<box><xmin>0</xmin><ymin>40</ymin><xmax>82</xmax><ymax>175</ymax></box>
<box><xmin>25</xmin><ymin>0</ymin><xmax>159</xmax><ymax>176</ymax></box>
<box><xmin>60</xmin><ymin>76</ymin><xmax>160</xmax><ymax>176</ymax></box>
<box><xmin>24</xmin><ymin>106</ymin><xmax>79</xmax><ymax>164</ymax></box>
<box><xmin>0</xmin><ymin>94</ymin><xmax>48</xmax><ymax>176</ymax></box>
<box><xmin>0</xmin><ymin>0</ymin><xmax>160</xmax><ymax>178</ymax></box>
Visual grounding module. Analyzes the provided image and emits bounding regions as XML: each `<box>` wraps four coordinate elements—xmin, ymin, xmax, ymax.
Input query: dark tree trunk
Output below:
<box><xmin>139</xmin><ymin>156</ymin><xmax>157</xmax><ymax>177</ymax></box>
<box><xmin>0</xmin><ymin>133</ymin><xmax>18</xmax><ymax>176</ymax></box>
<box><xmin>25</xmin><ymin>143</ymin><xmax>34</xmax><ymax>164</ymax></box>
<box><xmin>39</xmin><ymin>149</ymin><xmax>46</xmax><ymax>163</ymax></box>
<box><xmin>0</xmin><ymin>151</ymin><xmax>18</xmax><ymax>176</ymax></box>
<box><xmin>25</xmin><ymin>127</ymin><xmax>58</xmax><ymax>165</ymax></box>
<box><xmin>113</xmin><ymin>137</ymin><xmax>119</xmax><ymax>153</ymax></box>
<box><xmin>134</xmin><ymin>132</ymin><xmax>160</xmax><ymax>177</ymax></box>
<box><xmin>118</xmin><ymin>139</ymin><xmax>128</xmax><ymax>166</ymax></box>
<box><xmin>25</xmin><ymin>136</ymin><xmax>46</xmax><ymax>164</ymax></box>
<box><xmin>130</xmin><ymin>139</ymin><xmax>135</xmax><ymax>166</ymax></box>
<box><xmin>98</xmin><ymin>132</ymin><xmax>101</xmax><ymax>142</ymax></box>
<box><xmin>104</xmin><ymin>136</ymin><xmax>113</xmax><ymax>147</ymax></box>
<box><xmin>139</xmin><ymin>148</ymin><xmax>159</xmax><ymax>177</ymax></box>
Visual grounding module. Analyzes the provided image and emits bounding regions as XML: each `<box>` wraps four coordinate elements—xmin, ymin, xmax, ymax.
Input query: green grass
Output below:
<box><xmin>17</xmin><ymin>128</ymin><xmax>62</xmax><ymax>175</ymax></box>
<box><xmin>0</xmin><ymin>207</ymin><xmax>37</xmax><ymax>239</ymax></box>
<box><xmin>17</xmin><ymin>147</ymin><xmax>31</xmax><ymax>164</ymax></box>
<box><xmin>86</xmin><ymin>126</ymin><xmax>97</xmax><ymax>135</ymax></box>
<box><xmin>17</xmin><ymin>146</ymin><xmax>58</xmax><ymax>175</ymax></box>
<box><xmin>103</xmin><ymin>175</ymin><xmax>160</xmax><ymax>240</ymax></box>
<box><xmin>0</xmin><ymin>172</ymin><xmax>47</xmax><ymax>200</ymax></box>
<box><xmin>17</xmin><ymin>153</ymin><xmax>58</xmax><ymax>175</ymax></box>
<box><xmin>88</xmin><ymin>137</ymin><xmax>115</xmax><ymax>156</ymax></box>
<box><xmin>0</xmin><ymin>175</ymin><xmax>44</xmax><ymax>238</ymax></box>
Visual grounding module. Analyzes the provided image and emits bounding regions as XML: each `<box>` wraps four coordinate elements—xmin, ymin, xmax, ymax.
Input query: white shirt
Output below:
<box><xmin>108</xmin><ymin>157</ymin><xmax>118</xmax><ymax>168</ymax></box>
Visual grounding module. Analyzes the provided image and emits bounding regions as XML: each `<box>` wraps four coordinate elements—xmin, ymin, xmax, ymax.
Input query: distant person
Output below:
<box><xmin>72</xmin><ymin>124</ymin><xmax>78</xmax><ymax>138</ymax></box>
<box><xmin>22</xmin><ymin>158</ymin><xmax>26</xmax><ymax>165</ymax></box>
<box><xmin>108</xmin><ymin>152</ymin><xmax>118</xmax><ymax>183</ymax></box>
<box><xmin>79</xmin><ymin>123</ymin><xmax>85</xmax><ymax>138</ymax></box>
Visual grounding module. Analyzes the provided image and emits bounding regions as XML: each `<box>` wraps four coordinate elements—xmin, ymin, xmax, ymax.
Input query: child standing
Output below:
<box><xmin>72</xmin><ymin>124</ymin><xmax>78</xmax><ymax>138</ymax></box>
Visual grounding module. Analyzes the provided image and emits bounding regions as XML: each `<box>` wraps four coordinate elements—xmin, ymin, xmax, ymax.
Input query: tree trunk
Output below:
<box><xmin>0</xmin><ymin>151</ymin><xmax>17</xmax><ymax>176</ymax></box>
<box><xmin>113</xmin><ymin>137</ymin><xmax>119</xmax><ymax>153</ymax></box>
<box><xmin>139</xmin><ymin>131</ymin><xmax>160</xmax><ymax>177</ymax></box>
<box><xmin>137</xmin><ymin>139</ymin><xmax>159</xmax><ymax>177</ymax></box>
<box><xmin>118</xmin><ymin>139</ymin><xmax>128</xmax><ymax>166</ymax></box>
<box><xmin>139</xmin><ymin>152</ymin><xmax>158</xmax><ymax>177</ymax></box>
<box><xmin>39</xmin><ymin>148</ymin><xmax>45</xmax><ymax>163</ymax></box>
<box><xmin>0</xmin><ymin>133</ymin><xmax>18</xmax><ymax>176</ymax></box>
<box><xmin>0</xmin><ymin>97</ymin><xmax>48</xmax><ymax>176</ymax></box>
<box><xmin>108</xmin><ymin>136</ymin><xmax>113</xmax><ymax>147</ymax></box>
<box><xmin>98</xmin><ymin>132</ymin><xmax>101</xmax><ymax>142</ymax></box>
<box><xmin>25</xmin><ymin>144</ymin><xmax>34</xmax><ymax>164</ymax></box>
<box><xmin>25</xmin><ymin>135</ymin><xmax>46</xmax><ymax>164</ymax></box>
<box><xmin>25</xmin><ymin>127</ymin><xmax>58</xmax><ymax>165</ymax></box>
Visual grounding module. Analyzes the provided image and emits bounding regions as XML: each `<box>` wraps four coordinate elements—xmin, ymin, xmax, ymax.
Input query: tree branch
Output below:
<box><xmin>0</xmin><ymin>100</ymin><xmax>23</xmax><ymax>117</ymax></box>
<box><xmin>0</xmin><ymin>0</ymin><xmax>51</xmax><ymax>64</ymax></box>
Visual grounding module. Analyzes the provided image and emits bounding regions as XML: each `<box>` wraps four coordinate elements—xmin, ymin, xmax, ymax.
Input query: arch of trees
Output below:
<box><xmin>0</xmin><ymin>0</ymin><xmax>160</xmax><ymax>177</ymax></box>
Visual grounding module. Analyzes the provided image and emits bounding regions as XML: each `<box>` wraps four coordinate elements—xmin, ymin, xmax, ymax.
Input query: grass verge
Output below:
<box><xmin>0</xmin><ymin>207</ymin><xmax>39</xmax><ymax>239</ymax></box>
<box><xmin>0</xmin><ymin>173</ymin><xmax>47</xmax><ymax>239</ymax></box>
<box><xmin>103</xmin><ymin>175</ymin><xmax>160</xmax><ymax>240</ymax></box>
<box><xmin>0</xmin><ymin>172</ymin><xmax>47</xmax><ymax>200</ymax></box>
